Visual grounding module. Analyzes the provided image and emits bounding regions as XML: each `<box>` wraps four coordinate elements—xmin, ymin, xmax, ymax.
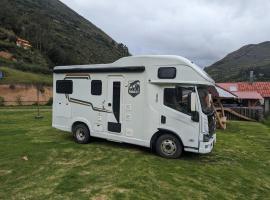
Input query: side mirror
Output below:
<box><xmin>190</xmin><ymin>92</ymin><xmax>196</xmax><ymax>112</ymax></box>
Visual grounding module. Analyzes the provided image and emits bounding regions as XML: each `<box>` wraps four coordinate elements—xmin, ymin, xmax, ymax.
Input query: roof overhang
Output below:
<box><xmin>53</xmin><ymin>66</ymin><xmax>145</xmax><ymax>74</ymax></box>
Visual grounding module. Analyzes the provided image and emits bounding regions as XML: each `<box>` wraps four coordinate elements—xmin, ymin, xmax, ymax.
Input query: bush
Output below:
<box><xmin>262</xmin><ymin>115</ymin><xmax>270</xmax><ymax>128</ymax></box>
<box><xmin>0</xmin><ymin>96</ymin><xmax>5</xmax><ymax>106</ymax></box>
<box><xmin>48</xmin><ymin>46</ymin><xmax>66</xmax><ymax>65</ymax></box>
<box><xmin>0</xmin><ymin>58</ymin><xmax>51</xmax><ymax>74</ymax></box>
<box><xmin>9</xmin><ymin>84</ymin><xmax>15</xmax><ymax>89</ymax></box>
<box><xmin>13</xmin><ymin>62</ymin><xmax>51</xmax><ymax>74</ymax></box>
<box><xmin>15</xmin><ymin>95</ymin><xmax>22</xmax><ymax>105</ymax></box>
<box><xmin>46</xmin><ymin>97</ymin><xmax>53</xmax><ymax>106</ymax></box>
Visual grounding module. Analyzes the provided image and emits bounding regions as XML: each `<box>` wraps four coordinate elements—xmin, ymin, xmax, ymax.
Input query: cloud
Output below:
<box><xmin>60</xmin><ymin>0</ymin><xmax>270</xmax><ymax>67</ymax></box>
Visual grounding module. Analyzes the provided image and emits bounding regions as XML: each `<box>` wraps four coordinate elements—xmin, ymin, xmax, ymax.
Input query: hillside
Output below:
<box><xmin>0</xmin><ymin>0</ymin><xmax>129</xmax><ymax>76</ymax></box>
<box><xmin>205</xmin><ymin>41</ymin><xmax>270</xmax><ymax>82</ymax></box>
<box><xmin>0</xmin><ymin>67</ymin><xmax>52</xmax><ymax>85</ymax></box>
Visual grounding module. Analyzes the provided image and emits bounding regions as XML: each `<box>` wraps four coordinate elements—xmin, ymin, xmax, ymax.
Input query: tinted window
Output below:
<box><xmin>164</xmin><ymin>87</ymin><xmax>193</xmax><ymax>115</ymax></box>
<box><xmin>91</xmin><ymin>80</ymin><xmax>102</xmax><ymax>95</ymax></box>
<box><xmin>158</xmin><ymin>67</ymin><xmax>176</xmax><ymax>79</ymax></box>
<box><xmin>56</xmin><ymin>80</ymin><xmax>73</xmax><ymax>94</ymax></box>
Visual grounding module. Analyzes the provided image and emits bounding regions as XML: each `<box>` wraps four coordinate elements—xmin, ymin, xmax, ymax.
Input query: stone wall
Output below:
<box><xmin>0</xmin><ymin>84</ymin><xmax>52</xmax><ymax>105</ymax></box>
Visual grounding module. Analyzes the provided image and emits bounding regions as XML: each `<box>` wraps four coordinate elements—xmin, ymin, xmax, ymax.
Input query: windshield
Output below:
<box><xmin>197</xmin><ymin>86</ymin><xmax>214</xmax><ymax>115</ymax></box>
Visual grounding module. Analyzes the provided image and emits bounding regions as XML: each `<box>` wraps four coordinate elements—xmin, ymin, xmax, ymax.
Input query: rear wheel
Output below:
<box><xmin>72</xmin><ymin>123</ymin><xmax>90</xmax><ymax>144</ymax></box>
<box><xmin>156</xmin><ymin>134</ymin><xmax>183</xmax><ymax>158</ymax></box>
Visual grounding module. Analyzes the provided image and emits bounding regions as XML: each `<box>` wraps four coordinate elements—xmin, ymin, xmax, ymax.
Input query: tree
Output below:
<box><xmin>48</xmin><ymin>46</ymin><xmax>67</xmax><ymax>65</ymax></box>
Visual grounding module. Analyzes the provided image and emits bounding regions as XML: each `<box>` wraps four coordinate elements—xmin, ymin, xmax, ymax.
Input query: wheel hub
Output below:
<box><xmin>161</xmin><ymin>139</ymin><xmax>177</xmax><ymax>155</ymax></box>
<box><xmin>76</xmin><ymin>128</ymin><xmax>85</xmax><ymax>141</ymax></box>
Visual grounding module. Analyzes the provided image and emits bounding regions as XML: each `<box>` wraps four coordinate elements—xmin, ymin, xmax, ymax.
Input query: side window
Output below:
<box><xmin>164</xmin><ymin>87</ymin><xmax>193</xmax><ymax>115</ymax></box>
<box><xmin>56</xmin><ymin>80</ymin><xmax>73</xmax><ymax>94</ymax></box>
<box><xmin>91</xmin><ymin>80</ymin><xmax>102</xmax><ymax>95</ymax></box>
<box><xmin>158</xmin><ymin>67</ymin><xmax>176</xmax><ymax>79</ymax></box>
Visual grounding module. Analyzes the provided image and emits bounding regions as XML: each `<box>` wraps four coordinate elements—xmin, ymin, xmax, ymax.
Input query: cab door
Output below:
<box><xmin>161</xmin><ymin>86</ymin><xmax>200</xmax><ymax>148</ymax></box>
<box><xmin>107</xmin><ymin>76</ymin><xmax>124</xmax><ymax>134</ymax></box>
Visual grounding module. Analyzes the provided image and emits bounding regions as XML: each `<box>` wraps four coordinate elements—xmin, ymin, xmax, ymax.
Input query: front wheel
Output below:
<box><xmin>73</xmin><ymin>124</ymin><xmax>90</xmax><ymax>144</ymax></box>
<box><xmin>156</xmin><ymin>134</ymin><xmax>183</xmax><ymax>159</ymax></box>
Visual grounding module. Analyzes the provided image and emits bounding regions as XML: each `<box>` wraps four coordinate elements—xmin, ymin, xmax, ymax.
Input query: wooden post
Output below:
<box><xmin>214</xmin><ymin>99</ymin><xmax>227</xmax><ymax>130</ymax></box>
<box><xmin>35</xmin><ymin>84</ymin><xmax>43</xmax><ymax>119</ymax></box>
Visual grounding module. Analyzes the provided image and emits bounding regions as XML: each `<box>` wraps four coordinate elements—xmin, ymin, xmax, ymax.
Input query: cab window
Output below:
<box><xmin>164</xmin><ymin>86</ymin><xmax>194</xmax><ymax>115</ymax></box>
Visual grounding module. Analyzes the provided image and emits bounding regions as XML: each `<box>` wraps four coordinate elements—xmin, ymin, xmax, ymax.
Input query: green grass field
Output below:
<box><xmin>0</xmin><ymin>108</ymin><xmax>269</xmax><ymax>199</ymax></box>
<box><xmin>0</xmin><ymin>67</ymin><xmax>52</xmax><ymax>85</ymax></box>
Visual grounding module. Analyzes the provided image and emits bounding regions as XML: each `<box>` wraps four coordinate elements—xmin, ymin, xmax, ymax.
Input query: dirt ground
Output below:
<box><xmin>0</xmin><ymin>84</ymin><xmax>52</xmax><ymax>105</ymax></box>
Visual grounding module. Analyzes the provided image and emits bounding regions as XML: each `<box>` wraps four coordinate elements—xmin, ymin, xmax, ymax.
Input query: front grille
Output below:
<box><xmin>203</xmin><ymin>134</ymin><xmax>211</xmax><ymax>142</ymax></box>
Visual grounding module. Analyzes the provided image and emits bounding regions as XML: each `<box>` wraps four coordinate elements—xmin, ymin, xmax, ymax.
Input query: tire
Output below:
<box><xmin>156</xmin><ymin>134</ymin><xmax>183</xmax><ymax>159</ymax></box>
<box><xmin>72</xmin><ymin>123</ymin><xmax>90</xmax><ymax>144</ymax></box>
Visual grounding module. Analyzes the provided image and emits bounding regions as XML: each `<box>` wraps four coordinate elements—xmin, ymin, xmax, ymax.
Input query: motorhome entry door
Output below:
<box><xmin>107</xmin><ymin>76</ymin><xmax>123</xmax><ymax>134</ymax></box>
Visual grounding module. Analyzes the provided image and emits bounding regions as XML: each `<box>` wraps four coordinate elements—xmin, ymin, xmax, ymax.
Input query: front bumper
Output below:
<box><xmin>198</xmin><ymin>134</ymin><xmax>216</xmax><ymax>154</ymax></box>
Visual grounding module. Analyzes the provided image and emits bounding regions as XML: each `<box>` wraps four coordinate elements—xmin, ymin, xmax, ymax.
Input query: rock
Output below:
<box><xmin>22</xmin><ymin>156</ymin><xmax>28</xmax><ymax>161</ymax></box>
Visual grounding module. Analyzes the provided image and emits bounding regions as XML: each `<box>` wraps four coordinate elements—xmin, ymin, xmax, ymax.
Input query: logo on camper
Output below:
<box><xmin>128</xmin><ymin>80</ymin><xmax>140</xmax><ymax>97</ymax></box>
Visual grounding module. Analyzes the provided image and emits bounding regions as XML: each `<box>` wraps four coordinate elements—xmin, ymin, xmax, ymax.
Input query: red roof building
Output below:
<box><xmin>233</xmin><ymin>91</ymin><xmax>263</xmax><ymax>100</ymax></box>
<box><xmin>217</xmin><ymin>82</ymin><xmax>270</xmax><ymax>113</ymax></box>
<box><xmin>16</xmin><ymin>38</ymin><xmax>32</xmax><ymax>50</ymax></box>
<box><xmin>217</xmin><ymin>82</ymin><xmax>270</xmax><ymax>98</ymax></box>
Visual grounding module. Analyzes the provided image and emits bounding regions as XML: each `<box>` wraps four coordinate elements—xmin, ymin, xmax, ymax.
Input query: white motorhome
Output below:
<box><xmin>53</xmin><ymin>55</ymin><xmax>216</xmax><ymax>158</ymax></box>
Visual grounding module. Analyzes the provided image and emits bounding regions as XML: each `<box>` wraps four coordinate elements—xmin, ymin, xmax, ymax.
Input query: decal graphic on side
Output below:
<box><xmin>128</xmin><ymin>80</ymin><xmax>140</xmax><ymax>97</ymax></box>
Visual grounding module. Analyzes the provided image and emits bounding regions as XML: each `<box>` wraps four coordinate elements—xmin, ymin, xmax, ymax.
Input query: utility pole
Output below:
<box><xmin>249</xmin><ymin>70</ymin><xmax>254</xmax><ymax>83</ymax></box>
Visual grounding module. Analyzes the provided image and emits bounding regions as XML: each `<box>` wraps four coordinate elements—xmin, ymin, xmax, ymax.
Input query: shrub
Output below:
<box><xmin>9</xmin><ymin>84</ymin><xmax>16</xmax><ymax>89</ymax></box>
<box><xmin>13</xmin><ymin>62</ymin><xmax>51</xmax><ymax>74</ymax></box>
<box><xmin>262</xmin><ymin>115</ymin><xmax>270</xmax><ymax>128</ymax></box>
<box><xmin>46</xmin><ymin>97</ymin><xmax>53</xmax><ymax>106</ymax></box>
<box><xmin>15</xmin><ymin>95</ymin><xmax>22</xmax><ymax>105</ymax></box>
<box><xmin>0</xmin><ymin>96</ymin><xmax>5</xmax><ymax>106</ymax></box>
<box><xmin>32</xmin><ymin>102</ymin><xmax>38</xmax><ymax>106</ymax></box>
<box><xmin>8</xmin><ymin>34</ymin><xmax>17</xmax><ymax>43</ymax></box>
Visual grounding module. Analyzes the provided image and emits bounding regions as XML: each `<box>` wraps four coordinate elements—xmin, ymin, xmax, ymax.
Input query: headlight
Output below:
<box><xmin>203</xmin><ymin>134</ymin><xmax>210</xmax><ymax>142</ymax></box>
<box><xmin>202</xmin><ymin>117</ymin><xmax>209</xmax><ymax>133</ymax></box>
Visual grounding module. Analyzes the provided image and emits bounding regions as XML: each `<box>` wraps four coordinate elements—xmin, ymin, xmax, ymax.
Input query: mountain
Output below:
<box><xmin>205</xmin><ymin>41</ymin><xmax>270</xmax><ymax>82</ymax></box>
<box><xmin>0</xmin><ymin>0</ymin><xmax>130</xmax><ymax>75</ymax></box>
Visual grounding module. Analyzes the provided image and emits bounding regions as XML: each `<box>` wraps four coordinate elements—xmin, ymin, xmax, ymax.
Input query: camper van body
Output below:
<box><xmin>53</xmin><ymin>55</ymin><xmax>216</xmax><ymax>158</ymax></box>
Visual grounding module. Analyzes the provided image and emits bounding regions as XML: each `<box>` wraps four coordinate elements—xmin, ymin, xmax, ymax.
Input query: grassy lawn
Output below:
<box><xmin>0</xmin><ymin>108</ymin><xmax>269</xmax><ymax>199</ymax></box>
<box><xmin>0</xmin><ymin>67</ymin><xmax>52</xmax><ymax>85</ymax></box>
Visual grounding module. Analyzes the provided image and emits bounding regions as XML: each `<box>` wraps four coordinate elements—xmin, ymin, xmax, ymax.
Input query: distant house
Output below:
<box><xmin>217</xmin><ymin>82</ymin><xmax>270</xmax><ymax>114</ymax></box>
<box><xmin>0</xmin><ymin>51</ymin><xmax>15</xmax><ymax>61</ymax></box>
<box><xmin>16</xmin><ymin>38</ymin><xmax>32</xmax><ymax>49</ymax></box>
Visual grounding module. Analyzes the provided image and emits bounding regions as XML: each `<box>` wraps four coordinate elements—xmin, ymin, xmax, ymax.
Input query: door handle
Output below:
<box><xmin>108</xmin><ymin>103</ymin><xmax>112</xmax><ymax>107</ymax></box>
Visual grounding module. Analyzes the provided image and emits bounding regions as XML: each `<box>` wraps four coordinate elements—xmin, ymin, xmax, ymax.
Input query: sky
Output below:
<box><xmin>60</xmin><ymin>0</ymin><xmax>270</xmax><ymax>67</ymax></box>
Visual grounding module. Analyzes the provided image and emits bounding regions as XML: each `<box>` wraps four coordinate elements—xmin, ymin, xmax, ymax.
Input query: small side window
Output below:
<box><xmin>158</xmin><ymin>67</ymin><xmax>176</xmax><ymax>79</ymax></box>
<box><xmin>56</xmin><ymin>80</ymin><xmax>73</xmax><ymax>94</ymax></box>
<box><xmin>91</xmin><ymin>80</ymin><xmax>102</xmax><ymax>95</ymax></box>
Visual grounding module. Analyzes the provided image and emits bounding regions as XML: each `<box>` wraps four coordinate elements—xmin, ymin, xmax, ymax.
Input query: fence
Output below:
<box><xmin>221</xmin><ymin>107</ymin><xmax>264</xmax><ymax>121</ymax></box>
